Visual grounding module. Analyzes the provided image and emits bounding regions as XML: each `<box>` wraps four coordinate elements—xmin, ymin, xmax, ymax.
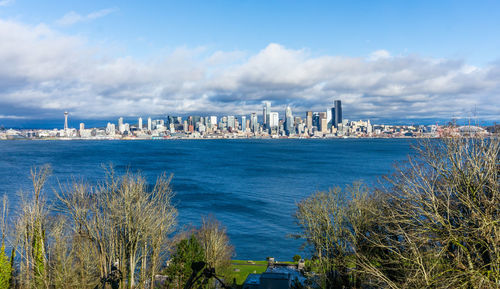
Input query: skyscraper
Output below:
<box><xmin>147</xmin><ymin>117</ymin><xmax>152</xmax><ymax>131</ymax></box>
<box><xmin>118</xmin><ymin>117</ymin><xmax>124</xmax><ymax>133</ymax></box>
<box><xmin>227</xmin><ymin>115</ymin><xmax>235</xmax><ymax>129</ymax></box>
<box><xmin>263</xmin><ymin>101</ymin><xmax>271</xmax><ymax>129</ymax></box>
<box><xmin>241</xmin><ymin>115</ymin><xmax>247</xmax><ymax>132</ymax></box>
<box><xmin>333</xmin><ymin>100</ymin><xmax>342</xmax><ymax>128</ymax></box>
<box><xmin>138</xmin><ymin>117</ymin><xmax>143</xmax><ymax>130</ymax></box>
<box><xmin>269</xmin><ymin>112</ymin><xmax>279</xmax><ymax>134</ymax></box>
<box><xmin>306</xmin><ymin>111</ymin><xmax>313</xmax><ymax>131</ymax></box>
<box><xmin>250</xmin><ymin>113</ymin><xmax>258</xmax><ymax>133</ymax></box>
<box><xmin>285</xmin><ymin>105</ymin><xmax>294</xmax><ymax>135</ymax></box>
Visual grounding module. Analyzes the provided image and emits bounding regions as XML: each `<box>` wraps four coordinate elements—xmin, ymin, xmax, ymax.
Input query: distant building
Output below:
<box><xmin>269</xmin><ymin>112</ymin><xmax>279</xmax><ymax>134</ymax></box>
<box><xmin>263</xmin><ymin>101</ymin><xmax>271</xmax><ymax>129</ymax></box>
<box><xmin>138</xmin><ymin>117</ymin><xmax>143</xmax><ymax>130</ymax></box>
<box><xmin>306</xmin><ymin>111</ymin><xmax>313</xmax><ymax>132</ymax></box>
<box><xmin>251</xmin><ymin>113</ymin><xmax>258</xmax><ymax>133</ymax></box>
<box><xmin>333</xmin><ymin>100</ymin><xmax>342</xmax><ymax>128</ymax></box>
<box><xmin>227</xmin><ymin>115</ymin><xmax>235</xmax><ymax>130</ymax></box>
<box><xmin>284</xmin><ymin>105</ymin><xmax>294</xmax><ymax>135</ymax></box>
<box><xmin>241</xmin><ymin>115</ymin><xmax>247</xmax><ymax>132</ymax></box>
<box><xmin>147</xmin><ymin>117</ymin><xmax>152</xmax><ymax>131</ymax></box>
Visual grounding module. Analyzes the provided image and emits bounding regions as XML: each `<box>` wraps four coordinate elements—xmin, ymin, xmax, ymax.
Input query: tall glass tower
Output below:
<box><xmin>333</xmin><ymin>100</ymin><xmax>342</xmax><ymax>128</ymax></box>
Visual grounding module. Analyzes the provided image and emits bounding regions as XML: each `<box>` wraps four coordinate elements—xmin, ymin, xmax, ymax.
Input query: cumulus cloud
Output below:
<box><xmin>0</xmin><ymin>18</ymin><xmax>499</xmax><ymax>122</ymax></box>
<box><xmin>56</xmin><ymin>8</ymin><xmax>116</xmax><ymax>26</ymax></box>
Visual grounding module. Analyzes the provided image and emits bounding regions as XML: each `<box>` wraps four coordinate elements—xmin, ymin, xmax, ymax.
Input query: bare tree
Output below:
<box><xmin>352</xmin><ymin>137</ymin><xmax>500</xmax><ymax>288</ymax></box>
<box><xmin>56</xmin><ymin>167</ymin><xmax>177</xmax><ymax>289</ymax></box>
<box><xmin>14</xmin><ymin>165</ymin><xmax>52</xmax><ymax>289</ymax></box>
<box><xmin>196</xmin><ymin>216</ymin><xmax>234</xmax><ymax>281</ymax></box>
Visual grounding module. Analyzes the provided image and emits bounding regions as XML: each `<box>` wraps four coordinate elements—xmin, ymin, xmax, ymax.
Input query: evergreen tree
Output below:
<box><xmin>166</xmin><ymin>235</ymin><xmax>205</xmax><ymax>289</ymax></box>
<box><xmin>0</xmin><ymin>243</ymin><xmax>11</xmax><ymax>289</ymax></box>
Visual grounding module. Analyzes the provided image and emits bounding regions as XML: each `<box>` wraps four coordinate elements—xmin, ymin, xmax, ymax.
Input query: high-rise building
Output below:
<box><xmin>118</xmin><ymin>117</ymin><xmax>124</xmax><ymax>133</ymax></box>
<box><xmin>306</xmin><ymin>111</ymin><xmax>313</xmax><ymax>131</ymax></box>
<box><xmin>209</xmin><ymin>116</ymin><xmax>218</xmax><ymax>129</ymax></box>
<box><xmin>147</xmin><ymin>117</ymin><xmax>152</xmax><ymax>131</ymax></box>
<box><xmin>263</xmin><ymin>101</ymin><xmax>271</xmax><ymax>129</ymax></box>
<box><xmin>333</xmin><ymin>100</ymin><xmax>342</xmax><ymax>128</ymax></box>
<box><xmin>250</xmin><ymin>113</ymin><xmax>258</xmax><ymax>133</ymax></box>
<box><xmin>138</xmin><ymin>117</ymin><xmax>143</xmax><ymax>130</ymax></box>
<box><xmin>326</xmin><ymin>108</ymin><xmax>332</xmax><ymax>128</ymax></box>
<box><xmin>227</xmin><ymin>115</ymin><xmax>235</xmax><ymax>129</ymax></box>
<box><xmin>79</xmin><ymin>123</ymin><xmax>85</xmax><ymax>131</ymax></box>
<box><xmin>106</xmin><ymin>123</ymin><xmax>115</xmax><ymax>135</ymax></box>
<box><xmin>241</xmin><ymin>116</ymin><xmax>247</xmax><ymax>132</ymax></box>
<box><xmin>285</xmin><ymin>105</ymin><xmax>294</xmax><ymax>135</ymax></box>
<box><xmin>269</xmin><ymin>112</ymin><xmax>279</xmax><ymax>134</ymax></box>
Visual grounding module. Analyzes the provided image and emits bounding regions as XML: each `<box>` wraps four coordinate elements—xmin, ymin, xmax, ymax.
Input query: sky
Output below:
<box><xmin>0</xmin><ymin>0</ymin><xmax>499</xmax><ymax>126</ymax></box>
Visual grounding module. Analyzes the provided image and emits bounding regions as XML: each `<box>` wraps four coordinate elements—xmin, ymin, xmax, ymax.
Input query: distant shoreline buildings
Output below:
<box><xmin>0</xmin><ymin>100</ymin><xmax>494</xmax><ymax>140</ymax></box>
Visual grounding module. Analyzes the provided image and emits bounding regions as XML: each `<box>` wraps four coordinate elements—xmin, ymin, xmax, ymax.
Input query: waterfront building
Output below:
<box><xmin>327</xmin><ymin>108</ymin><xmax>332</xmax><ymax>128</ymax></box>
<box><xmin>241</xmin><ymin>115</ymin><xmax>247</xmax><ymax>132</ymax></box>
<box><xmin>147</xmin><ymin>117</ymin><xmax>152</xmax><ymax>131</ymax></box>
<box><xmin>306</xmin><ymin>111</ymin><xmax>313</xmax><ymax>132</ymax></box>
<box><xmin>227</xmin><ymin>115</ymin><xmax>235</xmax><ymax>130</ymax></box>
<box><xmin>333</xmin><ymin>100</ymin><xmax>342</xmax><ymax>128</ymax></box>
<box><xmin>263</xmin><ymin>101</ymin><xmax>271</xmax><ymax>129</ymax></box>
<box><xmin>106</xmin><ymin>123</ymin><xmax>115</xmax><ymax>135</ymax></box>
<box><xmin>284</xmin><ymin>105</ymin><xmax>294</xmax><ymax>135</ymax></box>
<box><xmin>118</xmin><ymin>117</ymin><xmax>125</xmax><ymax>133</ymax></box>
<box><xmin>79</xmin><ymin>123</ymin><xmax>85</xmax><ymax>131</ymax></box>
<box><xmin>209</xmin><ymin>116</ymin><xmax>218</xmax><ymax>129</ymax></box>
<box><xmin>250</xmin><ymin>113</ymin><xmax>258</xmax><ymax>133</ymax></box>
<box><xmin>269</xmin><ymin>112</ymin><xmax>279</xmax><ymax>134</ymax></box>
<box><xmin>138</xmin><ymin>117</ymin><xmax>143</xmax><ymax>130</ymax></box>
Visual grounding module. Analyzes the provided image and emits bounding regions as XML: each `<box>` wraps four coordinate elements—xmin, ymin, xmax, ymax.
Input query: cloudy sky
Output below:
<box><xmin>0</xmin><ymin>0</ymin><xmax>499</xmax><ymax>125</ymax></box>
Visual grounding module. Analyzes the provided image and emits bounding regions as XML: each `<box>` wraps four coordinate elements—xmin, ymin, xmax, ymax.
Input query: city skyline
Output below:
<box><xmin>0</xmin><ymin>1</ymin><xmax>499</xmax><ymax>124</ymax></box>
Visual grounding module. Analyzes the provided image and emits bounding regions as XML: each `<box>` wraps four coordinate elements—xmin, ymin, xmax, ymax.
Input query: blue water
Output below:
<box><xmin>0</xmin><ymin>139</ymin><xmax>414</xmax><ymax>260</ymax></box>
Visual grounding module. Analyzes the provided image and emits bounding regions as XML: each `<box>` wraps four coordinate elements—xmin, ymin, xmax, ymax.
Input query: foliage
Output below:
<box><xmin>166</xmin><ymin>234</ymin><xmax>205</xmax><ymax>289</ymax></box>
<box><xmin>296</xmin><ymin>137</ymin><xmax>500</xmax><ymax>289</ymax></box>
<box><xmin>0</xmin><ymin>244</ymin><xmax>11</xmax><ymax>289</ymax></box>
<box><xmin>293</xmin><ymin>255</ymin><xmax>302</xmax><ymax>262</ymax></box>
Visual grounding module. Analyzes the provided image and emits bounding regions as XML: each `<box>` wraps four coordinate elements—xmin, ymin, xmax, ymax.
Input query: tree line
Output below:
<box><xmin>295</xmin><ymin>137</ymin><xmax>499</xmax><ymax>288</ymax></box>
<box><xmin>0</xmin><ymin>166</ymin><xmax>233</xmax><ymax>289</ymax></box>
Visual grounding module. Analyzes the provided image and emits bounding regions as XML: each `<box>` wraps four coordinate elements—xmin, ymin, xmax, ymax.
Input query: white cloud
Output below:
<box><xmin>0</xmin><ymin>18</ymin><xmax>499</xmax><ymax>121</ymax></box>
<box><xmin>56</xmin><ymin>8</ymin><xmax>116</xmax><ymax>26</ymax></box>
<box><xmin>369</xmin><ymin>49</ymin><xmax>391</xmax><ymax>61</ymax></box>
<box><xmin>0</xmin><ymin>0</ymin><xmax>14</xmax><ymax>7</ymax></box>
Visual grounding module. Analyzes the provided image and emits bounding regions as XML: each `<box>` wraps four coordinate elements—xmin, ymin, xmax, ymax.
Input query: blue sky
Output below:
<box><xmin>0</xmin><ymin>0</ymin><xmax>499</xmax><ymax>124</ymax></box>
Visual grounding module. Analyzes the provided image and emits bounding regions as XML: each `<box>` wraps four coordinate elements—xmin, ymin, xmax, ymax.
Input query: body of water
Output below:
<box><xmin>0</xmin><ymin>139</ymin><xmax>415</xmax><ymax>260</ymax></box>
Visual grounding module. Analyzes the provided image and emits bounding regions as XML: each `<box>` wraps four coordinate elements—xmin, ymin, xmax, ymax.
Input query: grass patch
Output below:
<box><xmin>229</xmin><ymin>261</ymin><xmax>267</xmax><ymax>287</ymax></box>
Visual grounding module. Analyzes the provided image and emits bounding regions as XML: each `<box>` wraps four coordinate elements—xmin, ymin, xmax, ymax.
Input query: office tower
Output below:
<box><xmin>241</xmin><ymin>116</ymin><xmax>247</xmax><ymax>132</ymax></box>
<box><xmin>138</xmin><ymin>117</ymin><xmax>143</xmax><ymax>130</ymax></box>
<box><xmin>147</xmin><ymin>117</ymin><xmax>152</xmax><ymax>131</ymax></box>
<box><xmin>327</xmin><ymin>108</ymin><xmax>332</xmax><ymax>128</ymax></box>
<box><xmin>269</xmin><ymin>112</ymin><xmax>279</xmax><ymax>133</ymax></box>
<box><xmin>263</xmin><ymin>101</ymin><xmax>271</xmax><ymax>129</ymax></box>
<box><xmin>331</xmin><ymin>107</ymin><xmax>336</xmax><ymax>128</ymax></box>
<box><xmin>64</xmin><ymin>111</ymin><xmax>69</xmax><ymax>130</ymax></box>
<box><xmin>306</xmin><ymin>111</ymin><xmax>313</xmax><ymax>131</ymax></box>
<box><xmin>333</xmin><ymin>100</ymin><xmax>342</xmax><ymax>128</ymax></box>
<box><xmin>227</xmin><ymin>115</ymin><xmax>235</xmax><ymax>129</ymax></box>
<box><xmin>285</xmin><ymin>105</ymin><xmax>294</xmax><ymax>135</ymax></box>
<box><xmin>312</xmin><ymin>112</ymin><xmax>320</xmax><ymax>129</ymax></box>
<box><xmin>106</xmin><ymin>123</ymin><xmax>115</xmax><ymax>135</ymax></box>
<box><xmin>209</xmin><ymin>116</ymin><xmax>217</xmax><ymax>129</ymax></box>
<box><xmin>118</xmin><ymin>117</ymin><xmax>124</xmax><ymax>133</ymax></box>
<box><xmin>79</xmin><ymin>123</ymin><xmax>85</xmax><ymax>131</ymax></box>
<box><xmin>250</xmin><ymin>113</ymin><xmax>258</xmax><ymax>133</ymax></box>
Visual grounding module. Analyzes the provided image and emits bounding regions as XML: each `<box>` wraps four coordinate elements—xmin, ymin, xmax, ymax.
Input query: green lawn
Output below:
<box><xmin>229</xmin><ymin>260</ymin><xmax>299</xmax><ymax>287</ymax></box>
